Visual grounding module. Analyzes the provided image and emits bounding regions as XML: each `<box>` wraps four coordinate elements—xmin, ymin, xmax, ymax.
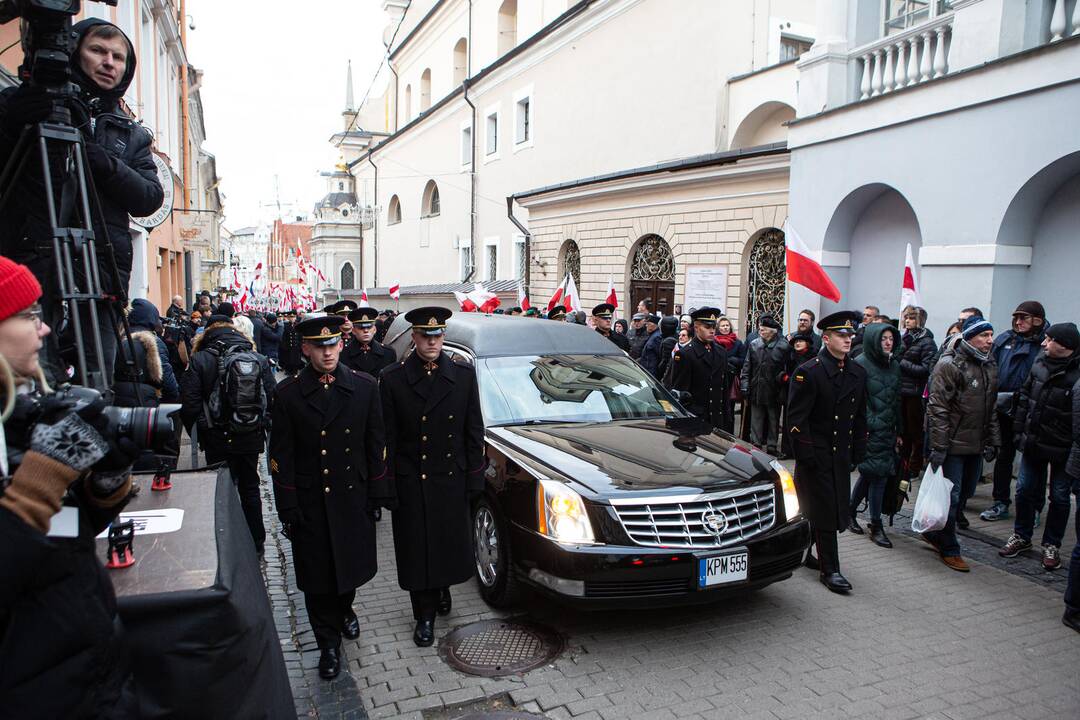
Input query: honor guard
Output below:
<box><xmin>786</xmin><ymin>310</ymin><xmax>868</xmax><ymax>594</ymax></box>
<box><xmin>379</xmin><ymin>307</ymin><xmax>485</xmax><ymax>647</ymax></box>
<box><xmin>548</xmin><ymin>305</ymin><xmax>567</xmax><ymax>321</ymax></box>
<box><xmin>327</xmin><ymin>300</ymin><xmax>359</xmax><ymax>347</ymax></box>
<box><xmin>592</xmin><ymin>303</ymin><xmax>630</xmax><ymax>351</ymax></box>
<box><xmin>278</xmin><ymin>309</ymin><xmax>305</xmax><ymax>375</ymax></box>
<box><xmin>341</xmin><ymin>307</ymin><xmax>398</xmax><ymax>377</ymax></box>
<box><xmin>670</xmin><ymin>307</ymin><xmax>729</xmax><ymax>427</ymax></box>
<box><xmin>269</xmin><ymin>314</ymin><xmax>393</xmax><ymax>679</ymax></box>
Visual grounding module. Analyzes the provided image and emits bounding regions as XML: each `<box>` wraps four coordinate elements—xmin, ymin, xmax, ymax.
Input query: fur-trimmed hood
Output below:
<box><xmin>191</xmin><ymin>321</ymin><xmax>235</xmax><ymax>353</ymax></box>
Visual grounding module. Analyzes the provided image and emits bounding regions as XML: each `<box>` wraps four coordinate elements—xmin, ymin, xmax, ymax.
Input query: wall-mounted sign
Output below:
<box><xmin>131</xmin><ymin>153</ymin><xmax>173</xmax><ymax>229</ymax></box>
<box><xmin>684</xmin><ymin>265</ymin><xmax>729</xmax><ymax>315</ymax></box>
<box><xmin>175</xmin><ymin>209</ymin><xmax>215</xmax><ymax>247</ymax></box>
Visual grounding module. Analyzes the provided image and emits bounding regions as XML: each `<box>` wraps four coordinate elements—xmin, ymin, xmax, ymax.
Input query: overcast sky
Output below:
<box><xmin>187</xmin><ymin>0</ymin><xmax>388</xmax><ymax>230</ymax></box>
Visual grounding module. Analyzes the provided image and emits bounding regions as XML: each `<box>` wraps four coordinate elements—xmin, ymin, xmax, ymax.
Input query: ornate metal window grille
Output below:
<box><xmin>630</xmin><ymin>235</ymin><xmax>675</xmax><ymax>281</ymax></box>
<box><xmin>561</xmin><ymin>240</ymin><xmax>581</xmax><ymax>287</ymax></box>
<box><xmin>340</xmin><ymin>262</ymin><xmax>356</xmax><ymax>290</ymax></box>
<box><xmin>746</xmin><ymin>229</ymin><xmax>786</xmax><ymax>336</ymax></box>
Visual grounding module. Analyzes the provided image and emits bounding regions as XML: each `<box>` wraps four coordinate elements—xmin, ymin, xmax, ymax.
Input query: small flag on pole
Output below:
<box><xmin>517</xmin><ymin>279</ymin><xmax>530</xmax><ymax>312</ymax></box>
<box><xmin>783</xmin><ymin>220</ymin><xmax>841</xmax><ymax>303</ymax></box>
<box><xmin>900</xmin><ymin>243</ymin><xmax>921</xmax><ymax>314</ymax></box>
<box><xmin>389</xmin><ymin>283</ymin><xmax>401</xmax><ymax>300</ymax></box>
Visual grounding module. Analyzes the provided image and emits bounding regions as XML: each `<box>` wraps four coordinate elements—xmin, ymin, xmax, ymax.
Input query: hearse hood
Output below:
<box><xmin>486</xmin><ymin>419</ymin><xmax>776</xmax><ymax>499</ymax></box>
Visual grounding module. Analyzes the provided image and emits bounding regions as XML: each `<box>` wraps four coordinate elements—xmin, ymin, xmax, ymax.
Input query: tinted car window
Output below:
<box><xmin>479</xmin><ymin>354</ymin><xmax>685</xmax><ymax>426</ymax></box>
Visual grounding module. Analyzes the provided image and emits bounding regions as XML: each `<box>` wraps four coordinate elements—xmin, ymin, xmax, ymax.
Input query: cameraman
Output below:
<box><xmin>0</xmin><ymin>18</ymin><xmax>164</xmax><ymax>380</ymax></box>
<box><xmin>0</xmin><ymin>257</ymin><xmax>139</xmax><ymax>718</ymax></box>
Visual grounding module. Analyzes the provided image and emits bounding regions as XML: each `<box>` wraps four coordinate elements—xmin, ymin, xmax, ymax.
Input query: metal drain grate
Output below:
<box><xmin>439</xmin><ymin>619</ymin><xmax>564</xmax><ymax>677</ymax></box>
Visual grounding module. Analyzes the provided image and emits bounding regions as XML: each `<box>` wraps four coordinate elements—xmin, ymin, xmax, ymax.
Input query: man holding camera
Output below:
<box><xmin>0</xmin><ymin>18</ymin><xmax>164</xmax><ymax>380</ymax></box>
<box><xmin>0</xmin><ymin>256</ymin><xmax>139</xmax><ymax>717</ymax></box>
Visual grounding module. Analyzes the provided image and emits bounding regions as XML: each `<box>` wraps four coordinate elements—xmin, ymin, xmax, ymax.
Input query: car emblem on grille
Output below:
<box><xmin>701</xmin><ymin>511</ymin><xmax>728</xmax><ymax>536</ymax></box>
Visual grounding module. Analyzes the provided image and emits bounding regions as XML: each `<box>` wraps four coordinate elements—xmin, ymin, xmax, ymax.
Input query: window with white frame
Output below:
<box><xmin>514</xmin><ymin>89</ymin><xmax>532</xmax><ymax>147</ymax></box>
<box><xmin>513</xmin><ymin>235</ymin><xmax>526</xmax><ymax>279</ymax></box>
<box><xmin>883</xmin><ymin>1</ymin><xmax>951</xmax><ymax>35</ymax></box>
<box><xmin>484</xmin><ymin>238</ymin><xmax>499</xmax><ymax>282</ymax></box>
<box><xmin>779</xmin><ymin>35</ymin><xmax>813</xmax><ymax>61</ymax></box>
<box><xmin>485</xmin><ymin>105</ymin><xmax>499</xmax><ymax>159</ymax></box>
<box><xmin>460</xmin><ymin>123</ymin><xmax>472</xmax><ymax>167</ymax></box>
<box><xmin>459</xmin><ymin>244</ymin><xmax>473</xmax><ymax>282</ymax></box>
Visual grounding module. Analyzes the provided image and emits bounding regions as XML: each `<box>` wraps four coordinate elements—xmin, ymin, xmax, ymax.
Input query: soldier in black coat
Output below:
<box><xmin>279</xmin><ymin>310</ymin><xmax>305</xmax><ymax>375</ymax></box>
<box><xmin>592</xmin><ymin>303</ymin><xmax>630</xmax><ymax>352</ymax></box>
<box><xmin>670</xmin><ymin>307</ymin><xmax>729</xmax><ymax>427</ymax></box>
<box><xmin>379</xmin><ymin>307</ymin><xmax>485</xmax><ymax>647</ymax></box>
<box><xmin>341</xmin><ymin>307</ymin><xmax>398</xmax><ymax>377</ymax></box>
<box><xmin>269</xmin><ymin>315</ymin><xmax>392</xmax><ymax>680</ymax></box>
<box><xmin>786</xmin><ymin>310</ymin><xmax>868</xmax><ymax>594</ymax></box>
<box><xmin>326</xmin><ymin>300</ymin><xmax>358</xmax><ymax>349</ymax></box>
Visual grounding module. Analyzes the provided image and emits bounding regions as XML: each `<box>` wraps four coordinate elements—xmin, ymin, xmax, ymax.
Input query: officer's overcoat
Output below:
<box><xmin>786</xmin><ymin>350</ymin><xmax>868</xmax><ymax>531</ymax></box>
<box><xmin>670</xmin><ymin>337</ymin><xmax>729</xmax><ymax>426</ymax></box>
<box><xmin>270</xmin><ymin>364</ymin><xmax>389</xmax><ymax>594</ymax></box>
<box><xmin>379</xmin><ymin>351</ymin><xmax>485</xmax><ymax>591</ymax></box>
<box><xmin>341</xmin><ymin>338</ymin><xmax>397</xmax><ymax>377</ymax></box>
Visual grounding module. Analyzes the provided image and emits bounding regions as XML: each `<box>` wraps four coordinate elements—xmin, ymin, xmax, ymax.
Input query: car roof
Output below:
<box><xmin>386</xmin><ymin>312</ymin><xmax>625</xmax><ymax>358</ymax></box>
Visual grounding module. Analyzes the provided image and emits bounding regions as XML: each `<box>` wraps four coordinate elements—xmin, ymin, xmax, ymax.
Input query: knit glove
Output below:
<box><xmin>30</xmin><ymin>411</ymin><xmax>108</xmax><ymax>473</ymax></box>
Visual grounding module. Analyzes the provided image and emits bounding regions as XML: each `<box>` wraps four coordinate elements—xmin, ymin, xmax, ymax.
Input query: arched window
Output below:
<box><xmin>340</xmin><ymin>262</ymin><xmax>355</xmax><ymax>290</ymax></box>
<box><xmin>420</xmin><ymin>68</ymin><xmax>431</xmax><ymax>112</ymax></box>
<box><xmin>559</xmin><ymin>239</ymin><xmax>581</xmax><ymax>288</ymax></box>
<box><xmin>387</xmin><ymin>195</ymin><xmax>402</xmax><ymax>225</ymax></box>
<box><xmin>421</xmin><ymin>180</ymin><xmax>440</xmax><ymax>217</ymax></box>
<box><xmin>453</xmin><ymin>38</ymin><xmax>468</xmax><ymax>85</ymax></box>
<box><xmin>404</xmin><ymin>84</ymin><xmax>412</xmax><ymax>121</ymax></box>
<box><xmin>497</xmin><ymin>0</ymin><xmax>517</xmax><ymax>56</ymax></box>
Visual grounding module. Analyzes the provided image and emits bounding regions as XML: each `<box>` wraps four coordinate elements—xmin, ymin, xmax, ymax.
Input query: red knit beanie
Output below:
<box><xmin>0</xmin><ymin>256</ymin><xmax>43</xmax><ymax>322</ymax></box>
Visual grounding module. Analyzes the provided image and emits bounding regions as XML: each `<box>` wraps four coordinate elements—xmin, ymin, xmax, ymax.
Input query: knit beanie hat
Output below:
<box><xmin>0</xmin><ymin>256</ymin><xmax>43</xmax><ymax>322</ymax></box>
<box><xmin>1013</xmin><ymin>300</ymin><xmax>1045</xmax><ymax>320</ymax></box>
<box><xmin>1046</xmin><ymin>322</ymin><xmax>1079</xmax><ymax>351</ymax></box>
<box><xmin>962</xmin><ymin>315</ymin><xmax>993</xmax><ymax>341</ymax></box>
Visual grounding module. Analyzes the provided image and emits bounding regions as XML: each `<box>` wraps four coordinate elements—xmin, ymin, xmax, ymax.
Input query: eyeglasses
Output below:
<box><xmin>16</xmin><ymin>305</ymin><xmax>43</xmax><ymax>329</ymax></box>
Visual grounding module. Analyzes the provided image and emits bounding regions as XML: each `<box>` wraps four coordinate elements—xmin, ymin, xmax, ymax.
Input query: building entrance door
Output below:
<box><xmin>629</xmin><ymin>235</ymin><xmax>676</xmax><ymax>316</ymax></box>
<box><xmin>745</xmin><ymin>228</ymin><xmax>786</xmax><ymax>336</ymax></box>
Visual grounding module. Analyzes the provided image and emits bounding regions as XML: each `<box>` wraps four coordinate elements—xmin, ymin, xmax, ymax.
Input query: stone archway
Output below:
<box><xmin>628</xmin><ymin>234</ymin><xmax>675</xmax><ymax>315</ymax></box>
<box><xmin>743</xmin><ymin>228</ymin><xmax>786</xmax><ymax>336</ymax></box>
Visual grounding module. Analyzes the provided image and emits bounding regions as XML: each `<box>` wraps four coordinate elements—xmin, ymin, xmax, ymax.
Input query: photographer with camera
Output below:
<box><xmin>179</xmin><ymin>302</ymin><xmax>275</xmax><ymax>557</ymax></box>
<box><xmin>0</xmin><ymin>16</ymin><xmax>164</xmax><ymax>380</ymax></box>
<box><xmin>0</xmin><ymin>256</ymin><xmax>139</xmax><ymax>718</ymax></box>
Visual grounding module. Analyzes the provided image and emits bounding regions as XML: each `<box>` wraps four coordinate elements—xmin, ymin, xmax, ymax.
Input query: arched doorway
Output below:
<box><xmin>629</xmin><ymin>234</ymin><xmax>675</xmax><ymax>315</ymax></box>
<box><xmin>745</xmin><ymin>228</ymin><xmax>786</xmax><ymax>336</ymax></box>
<box><xmin>559</xmin><ymin>239</ymin><xmax>581</xmax><ymax>287</ymax></box>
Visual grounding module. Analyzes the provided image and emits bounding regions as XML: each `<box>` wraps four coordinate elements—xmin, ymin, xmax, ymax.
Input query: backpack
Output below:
<box><xmin>203</xmin><ymin>340</ymin><xmax>267</xmax><ymax>435</ymax></box>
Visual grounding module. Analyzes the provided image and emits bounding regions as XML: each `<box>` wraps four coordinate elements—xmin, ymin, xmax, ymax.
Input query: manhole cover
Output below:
<box><xmin>439</xmin><ymin>619</ymin><xmax>564</xmax><ymax>677</ymax></box>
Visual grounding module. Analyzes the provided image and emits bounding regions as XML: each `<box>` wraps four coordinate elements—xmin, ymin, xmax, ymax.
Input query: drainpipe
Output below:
<box><xmin>506</xmin><ymin>196</ymin><xmax>530</xmax><ymax>292</ymax></box>
<box><xmin>367</xmin><ymin>153</ymin><xmax>378</xmax><ymax>286</ymax></box>
<box><xmin>461</xmin><ymin>0</ymin><xmax>477</xmax><ymax>283</ymax></box>
<box><xmin>387</xmin><ymin>63</ymin><xmax>399</xmax><ymax>132</ymax></box>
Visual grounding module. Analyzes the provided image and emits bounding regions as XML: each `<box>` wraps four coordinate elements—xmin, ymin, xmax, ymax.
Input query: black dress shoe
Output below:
<box><xmin>1063</xmin><ymin>610</ymin><xmax>1080</xmax><ymax>634</ymax></box>
<box><xmin>868</xmin><ymin>522</ymin><xmax>893</xmax><ymax>548</ymax></box>
<box><xmin>413</xmin><ymin>619</ymin><xmax>435</xmax><ymax>647</ymax></box>
<box><xmin>437</xmin><ymin>588</ymin><xmax>452</xmax><ymax>617</ymax></box>
<box><xmin>318</xmin><ymin>646</ymin><xmax>341</xmax><ymax>680</ymax></box>
<box><xmin>820</xmin><ymin>572</ymin><xmax>852</xmax><ymax>594</ymax></box>
<box><xmin>848</xmin><ymin>516</ymin><xmax>864</xmax><ymax>535</ymax></box>
<box><xmin>957</xmin><ymin>511</ymin><xmax>970</xmax><ymax>529</ymax></box>
<box><xmin>343</xmin><ymin>612</ymin><xmax>360</xmax><ymax>640</ymax></box>
<box><xmin>804</xmin><ymin>552</ymin><xmax>819</xmax><ymax>570</ymax></box>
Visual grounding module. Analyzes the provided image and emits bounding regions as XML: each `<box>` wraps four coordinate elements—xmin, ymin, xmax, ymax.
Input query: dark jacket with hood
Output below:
<box><xmin>898</xmin><ymin>326</ymin><xmax>936</xmax><ymax>397</ymax></box>
<box><xmin>855</xmin><ymin>323</ymin><xmax>903</xmax><ymax>477</ymax></box>
<box><xmin>112</xmin><ymin>298</ymin><xmax>179</xmax><ymax>406</ymax></box>
<box><xmin>1014</xmin><ymin>350</ymin><xmax>1080</xmax><ymax>469</ymax></box>
<box><xmin>258</xmin><ymin>316</ymin><xmax>283</xmax><ymax>360</ymax></box>
<box><xmin>639</xmin><ymin>327</ymin><xmax>663</xmax><ymax>377</ymax></box>
<box><xmin>927</xmin><ymin>341</ymin><xmax>1001</xmax><ymax>455</ymax></box>
<box><xmin>0</xmin><ymin>19</ymin><xmax>164</xmax><ymax>299</ymax></box>
<box><xmin>655</xmin><ymin>316</ymin><xmax>679</xmax><ymax>383</ymax></box>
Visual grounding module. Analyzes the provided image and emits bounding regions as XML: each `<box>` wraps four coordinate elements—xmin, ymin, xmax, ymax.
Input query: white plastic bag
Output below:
<box><xmin>910</xmin><ymin>465</ymin><xmax>954</xmax><ymax>534</ymax></box>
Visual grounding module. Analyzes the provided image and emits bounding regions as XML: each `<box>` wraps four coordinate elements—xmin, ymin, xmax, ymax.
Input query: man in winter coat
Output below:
<box><xmin>655</xmin><ymin>315</ymin><xmax>680</xmax><ymax>383</ymax></box>
<box><xmin>897</xmin><ymin>307</ymin><xmax>935</xmax><ymax>478</ymax></box>
<box><xmin>0</xmin><ymin>19</ymin><xmax>164</xmax><ymax>380</ymax></box>
<box><xmin>671</xmin><ymin>308</ymin><xmax>729</xmax><ymax>427</ymax></box>
<box><xmin>179</xmin><ymin>302</ymin><xmax>276</xmax><ymax>555</ymax></box>
<box><xmin>113</xmin><ymin>298</ymin><xmax>179</xmax><ymax>407</ymax></box>
<box><xmin>740</xmin><ymin>315</ymin><xmax>789</xmax><ymax>455</ymax></box>
<box><xmin>924</xmin><ymin>315</ymin><xmax>1001</xmax><ymax>571</ymax></box>
<box><xmin>787</xmin><ymin>311</ymin><xmax>868</xmax><ymax>593</ymax></box>
<box><xmin>627</xmin><ymin>313</ymin><xmax>651</xmax><ymax>359</ymax></box>
<box><xmin>787</xmin><ymin>309</ymin><xmax>822</xmax><ymax>356</ymax></box>
<box><xmin>848</xmin><ymin>323</ymin><xmax>903</xmax><ymax>548</ymax></box>
<box><xmin>638</xmin><ymin>314</ymin><xmax>663</xmax><ymax>377</ymax></box>
<box><xmin>279</xmin><ymin>310</ymin><xmax>305</xmax><ymax>375</ymax></box>
<box><xmin>998</xmin><ymin>323</ymin><xmax>1080</xmax><ymax>572</ymax></box>
<box><xmin>259</xmin><ymin>312</ymin><xmax>284</xmax><ymax>362</ymax></box>
<box><xmin>981</xmin><ymin>300</ymin><xmax>1048</xmax><ymax>521</ymax></box>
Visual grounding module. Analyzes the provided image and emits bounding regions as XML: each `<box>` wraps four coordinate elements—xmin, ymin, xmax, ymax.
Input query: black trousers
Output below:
<box><xmin>991</xmin><ymin>411</ymin><xmax>1016</xmax><ymax>505</ymax></box>
<box><xmin>304</xmin><ymin>590</ymin><xmax>356</xmax><ymax>649</ymax></box>
<box><xmin>813</xmin><ymin>527</ymin><xmax>840</xmax><ymax>574</ymax></box>
<box><xmin>206</xmin><ymin>449</ymin><xmax>265</xmax><ymax>553</ymax></box>
<box><xmin>409</xmin><ymin>588</ymin><xmax>448</xmax><ymax>621</ymax></box>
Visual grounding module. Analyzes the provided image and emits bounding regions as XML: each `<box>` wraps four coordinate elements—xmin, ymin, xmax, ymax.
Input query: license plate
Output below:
<box><xmin>697</xmin><ymin>551</ymin><xmax>748</xmax><ymax>588</ymax></box>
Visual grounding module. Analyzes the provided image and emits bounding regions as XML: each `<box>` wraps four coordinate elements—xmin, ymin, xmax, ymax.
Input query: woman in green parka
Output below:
<box><xmin>848</xmin><ymin>322</ymin><xmax>903</xmax><ymax>548</ymax></box>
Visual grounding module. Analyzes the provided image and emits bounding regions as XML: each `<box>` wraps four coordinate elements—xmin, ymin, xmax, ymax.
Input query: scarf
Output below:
<box><xmin>961</xmin><ymin>339</ymin><xmax>991</xmax><ymax>364</ymax></box>
<box><xmin>714</xmin><ymin>332</ymin><xmax>737</xmax><ymax>351</ymax></box>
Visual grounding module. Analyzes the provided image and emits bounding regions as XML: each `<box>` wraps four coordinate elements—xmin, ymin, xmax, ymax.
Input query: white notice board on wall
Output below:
<box><xmin>684</xmin><ymin>265</ymin><xmax>728</xmax><ymax>314</ymax></box>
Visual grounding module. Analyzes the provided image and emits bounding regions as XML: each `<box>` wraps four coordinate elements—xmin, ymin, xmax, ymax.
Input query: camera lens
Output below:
<box><xmin>102</xmin><ymin>404</ymin><xmax>180</xmax><ymax>452</ymax></box>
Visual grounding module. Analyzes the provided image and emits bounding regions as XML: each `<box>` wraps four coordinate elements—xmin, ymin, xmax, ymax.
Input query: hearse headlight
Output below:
<box><xmin>536</xmin><ymin>478</ymin><xmax>595</xmax><ymax>544</ymax></box>
<box><xmin>770</xmin><ymin>459</ymin><xmax>801</xmax><ymax>520</ymax></box>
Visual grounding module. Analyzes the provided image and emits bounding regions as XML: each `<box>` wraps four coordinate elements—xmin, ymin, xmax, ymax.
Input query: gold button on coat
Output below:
<box><xmin>421</xmin><ymin>474</ymin><xmax>427</xmax><ymax>480</ymax></box>
<box><xmin>323</xmin><ymin>469</ymin><xmax>329</xmax><ymax>475</ymax></box>
<box><xmin>321</xmin><ymin>449</ymin><xmax>327</xmax><ymax>455</ymax></box>
<box><xmin>324</xmin><ymin>487</ymin><xmax>330</xmax><ymax>493</ymax></box>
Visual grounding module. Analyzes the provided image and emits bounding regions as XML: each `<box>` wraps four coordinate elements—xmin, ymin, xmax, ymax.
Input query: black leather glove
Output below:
<box><xmin>982</xmin><ymin>446</ymin><xmax>998</xmax><ymax>463</ymax></box>
<box><xmin>1</xmin><ymin>84</ymin><xmax>52</xmax><ymax>136</ymax></box>
<box><xmin>278</xmin><ymin>507</ymin><xmax>304</xmax><ymax>540</ymax></box>
<box><xmin>929</xmin><ymin>449</ymin><xmax>946</xmax><ymax>472</ymax></box>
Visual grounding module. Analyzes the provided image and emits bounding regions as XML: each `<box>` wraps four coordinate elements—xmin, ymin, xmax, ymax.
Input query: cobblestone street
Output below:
<box><xmin>256</xmin><ymin>458</ymin><xmax>1080</xmax><ymax>720</ymax></box>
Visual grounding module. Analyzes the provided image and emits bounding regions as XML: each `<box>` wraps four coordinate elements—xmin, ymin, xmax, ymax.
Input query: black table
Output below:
<box><xmin>96</xmin><ymin>468</ymin><xmax>293</xmax><ymax>719</ymax></box>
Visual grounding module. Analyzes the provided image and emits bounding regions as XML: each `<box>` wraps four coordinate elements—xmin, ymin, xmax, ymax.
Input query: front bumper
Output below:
<box><xmin>509</xmin><ymin>516</ymin><xmax>811</xmax><ymax>609</ymax></box>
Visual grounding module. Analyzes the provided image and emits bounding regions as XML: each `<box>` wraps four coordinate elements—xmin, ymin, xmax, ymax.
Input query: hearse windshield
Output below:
<box><xmin>478</xmin><ymin>354</ymin><xmax>685</xmax><ymax>426</ymax></box>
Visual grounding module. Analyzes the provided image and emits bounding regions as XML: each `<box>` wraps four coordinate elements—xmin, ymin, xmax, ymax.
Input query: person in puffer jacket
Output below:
<box><xmin>897</xmin><ymin>307</ymin><xmax>934</xmax><ymax>478</ymax></box>
<box><xmin>848</xmin><ymin>323</ymin><xmax>903</xmax><ymax>549</ymax></box>
<box><xmin>998</xmin><ymin>323</ymin><xmax>1080</xmax><ymax>573</ymax></box>
<box><xmin>923</xmin><ymin>316</ymin><xmax>1001</xmax><ymax>572</ymax></box>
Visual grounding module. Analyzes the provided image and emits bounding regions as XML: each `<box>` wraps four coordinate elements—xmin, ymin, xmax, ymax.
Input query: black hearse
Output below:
<box><xmin>385</xmin><ymin>313</ymin><xmax>810</xmax><ymax>608</ymax></box>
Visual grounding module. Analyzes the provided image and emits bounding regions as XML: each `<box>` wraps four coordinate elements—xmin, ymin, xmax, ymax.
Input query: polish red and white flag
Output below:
<box><xmin>453</xmin><ymin>291</ymin><xmax>477</xmax><ymax>312</ymax></box>
<box><xmin>546</xmin><ymin>274</ymin><xmax>567</xmax><ymax>312</ymax></box>
<box><xmin>389</xmin><ymin>283</ymin><xmax>401</xmax><ymax>300</ymax></box>
<box><xmin>783</xmin><ymin>220</ymin><xmax>841</xmax><ymax>303</ymax></box>
<box><xmin>564</xmin><ymin>273</ymin><xmax>581</xmax><ymax>312</ymax></box>
<box><xmin>470</xmin><ymin>283</ymin><xmax>501</xmax><ymax>314</ymax></box>
<box><xmin>517</xmin><ymin>279</ymin><xmax>531</xmax><ymax>312</ymax></box>
<box><xmin>253</xmin><ymin>262</ymin><xmax>263</xmax><ymax>281</ymax></box>
<box><xmin>359</xmin><ymin>288</ymin><xmax>370</xmax><ymax>307</ymax></box>
<box><xmin>900</xmin><ymin>243</ymin><xmax>921</xmax><ymax>313</ymax></box>
<box><xmin>605</xmin><ymin>274</ymin><xmax>618</xmax><ymax>309</ymax></box>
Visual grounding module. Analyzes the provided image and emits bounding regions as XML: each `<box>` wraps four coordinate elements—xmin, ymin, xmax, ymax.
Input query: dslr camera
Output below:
<box><xmin>44</xmin><ymin>384</ymin><xmax>180</xmax><ymax>453</ymax></box>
